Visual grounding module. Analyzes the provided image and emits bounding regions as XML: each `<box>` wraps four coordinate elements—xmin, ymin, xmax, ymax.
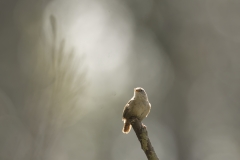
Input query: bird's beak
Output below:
<box><xmin>135</xmin><ymin>88</ymin><xmax>142</xmax><ymax>92</ymax></box>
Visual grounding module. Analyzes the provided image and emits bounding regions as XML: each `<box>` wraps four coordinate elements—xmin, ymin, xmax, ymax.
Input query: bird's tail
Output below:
<box><xmin>122</xmin><ymin>120</ymin><xmax>131</xmax><ymax>134</ymax></box>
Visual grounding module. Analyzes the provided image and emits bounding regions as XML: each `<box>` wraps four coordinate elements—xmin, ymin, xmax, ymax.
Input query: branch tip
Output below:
<box><xmin>129</xmin><ymin>117</ymin><xmax>159</xmax><ymax>160</ymax></box>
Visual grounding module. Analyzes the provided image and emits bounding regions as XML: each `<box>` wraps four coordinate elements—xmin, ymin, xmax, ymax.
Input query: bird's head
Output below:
<box><xmin>134</xmin><ymin>87</ymin><xmax>148</xmax><ymax>100</ymax></box>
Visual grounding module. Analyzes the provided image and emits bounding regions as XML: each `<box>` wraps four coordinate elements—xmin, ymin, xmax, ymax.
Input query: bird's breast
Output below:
<box><xmin>131</xmin><ymin>100</ymin><xmax>150</xmax><ymax>120</ymax></box>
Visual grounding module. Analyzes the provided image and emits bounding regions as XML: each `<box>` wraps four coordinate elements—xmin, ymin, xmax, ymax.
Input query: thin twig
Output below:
<box><xmin>130</xmin><ymin>117</ymin><xmax>159</xmax><ymax>160</ymax></box>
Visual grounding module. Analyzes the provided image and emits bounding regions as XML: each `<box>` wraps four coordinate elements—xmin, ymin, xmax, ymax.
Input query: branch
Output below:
<box><xmin>130</xmin><ymin>117</ymin><xmax>159</xmax><ymax>160</ymax></box>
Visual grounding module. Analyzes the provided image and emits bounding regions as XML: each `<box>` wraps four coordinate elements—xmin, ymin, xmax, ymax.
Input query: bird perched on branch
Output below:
<box><xmin>122</xmin><ymin>87</ymin><xmax>151</xmax><ymax>134</ymax></box>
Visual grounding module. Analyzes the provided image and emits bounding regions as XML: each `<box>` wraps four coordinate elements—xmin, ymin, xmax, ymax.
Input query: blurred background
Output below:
<box><xmin>1</xmin><ymin>0</ymin><xmax>240</xmax><ymax>160</ymax></box>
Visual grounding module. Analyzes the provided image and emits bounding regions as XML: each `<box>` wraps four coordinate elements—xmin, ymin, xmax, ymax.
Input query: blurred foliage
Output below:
<box><xmin>22</xmin><ymin>15</ymin><xmax>87</xmax><ymax>135</ymax></box>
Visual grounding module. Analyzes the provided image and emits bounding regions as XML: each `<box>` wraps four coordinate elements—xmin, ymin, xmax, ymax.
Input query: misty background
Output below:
<box><xmin>1</xmin><ymin>0</ymin><xmax>240</xmax><ymax>160</ymax></box>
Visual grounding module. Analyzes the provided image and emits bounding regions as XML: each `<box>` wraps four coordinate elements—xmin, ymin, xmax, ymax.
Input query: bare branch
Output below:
<box><xmin>130</xmin><ymin>117</ymin><xmax>159</xmax><ymax>160</ymax></box>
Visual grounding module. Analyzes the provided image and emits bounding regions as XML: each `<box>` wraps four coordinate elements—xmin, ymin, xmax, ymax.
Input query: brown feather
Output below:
<box><xmin>122</xmin><ymin>120</ymin><xmax>131</xmax><ymax>134</ymax></box>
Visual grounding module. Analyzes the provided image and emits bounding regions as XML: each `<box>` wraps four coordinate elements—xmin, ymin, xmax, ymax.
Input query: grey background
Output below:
<box><xmin>1</xmin><ymin>0</ymin><xmax>240</xmax><ymax>160</ymax></box>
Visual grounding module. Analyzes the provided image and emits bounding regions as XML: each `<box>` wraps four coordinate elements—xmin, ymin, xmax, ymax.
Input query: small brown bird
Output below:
<box><xmin>122</xmin><ymin>87</ymin><xmax>151</xmax><ymax>134</ymax></box>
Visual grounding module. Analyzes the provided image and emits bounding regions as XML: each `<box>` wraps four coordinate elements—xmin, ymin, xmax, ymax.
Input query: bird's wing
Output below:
<box><xmin>146</xmin><ymin>102</ymin><xmax>151</xmax><ymax>117</ymax></box>
<box><xmin>122</xmin><ymin>99</ymin><xmax>134</xmax><ymax>120</ymax></box>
